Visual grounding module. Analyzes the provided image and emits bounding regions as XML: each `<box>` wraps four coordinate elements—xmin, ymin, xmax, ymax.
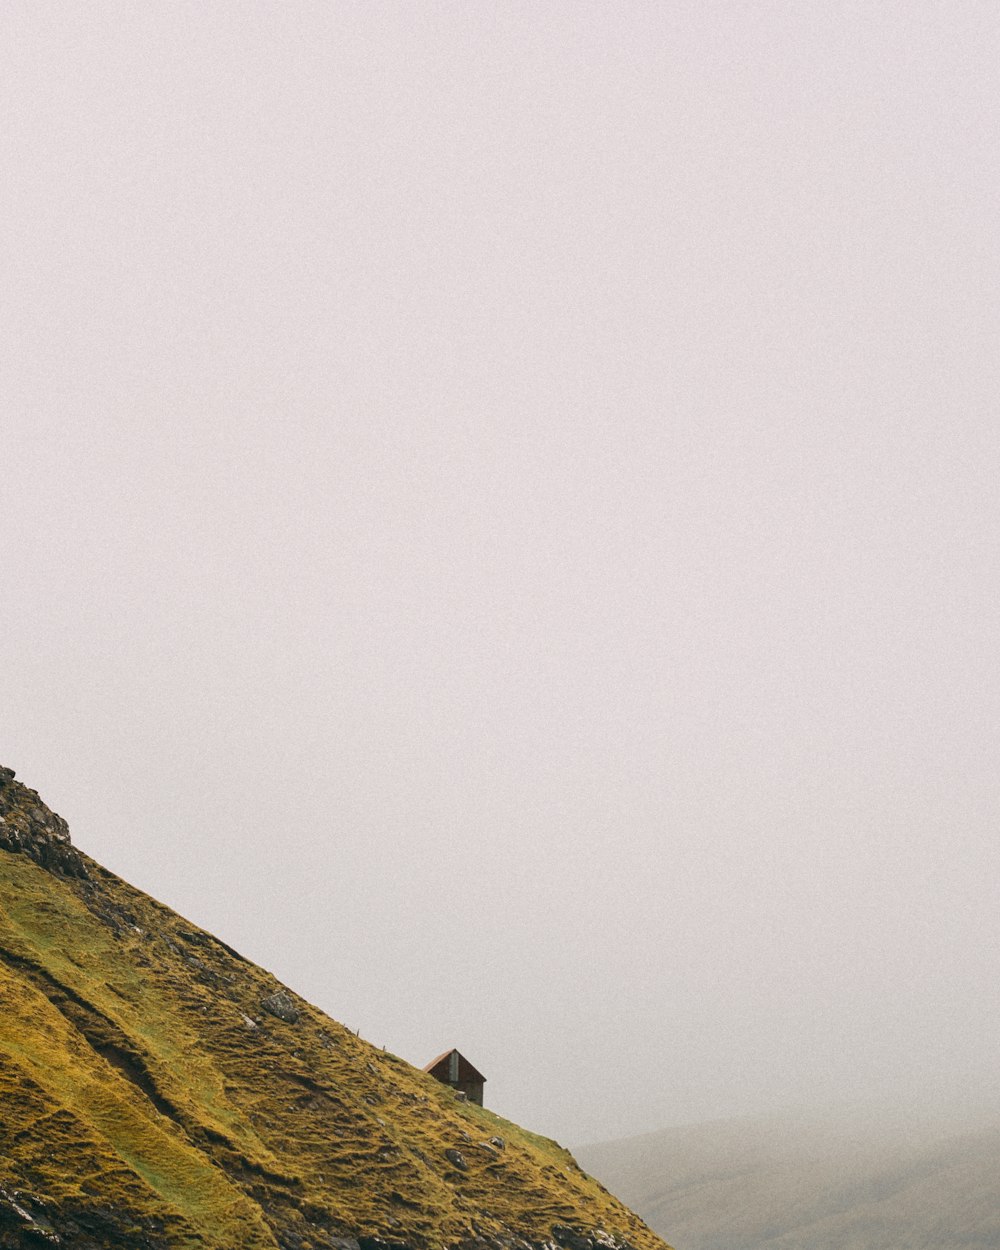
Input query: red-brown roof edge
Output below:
<box><xmin>422</xmin><ymin>1048</ymin><xmax>487</xmax><ymax>1083</ymax></box>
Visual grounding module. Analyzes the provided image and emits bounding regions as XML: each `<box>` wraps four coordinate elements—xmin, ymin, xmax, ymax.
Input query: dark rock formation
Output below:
<box><xmin>261</xmin><ymin>991</ymin><xmax>301</xmax><ymax>1024</ymax></box>
<box><xmin>0</xmin><ymin>769</ymin><xmax>88</xmax><ymax>879</ymax></box>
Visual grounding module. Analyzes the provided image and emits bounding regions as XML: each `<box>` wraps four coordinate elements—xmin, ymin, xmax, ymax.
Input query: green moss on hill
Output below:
<box><xmin>0</xmin><ymin>770</ymin><xmax>670</xmax><ymax>1250</ymax></box>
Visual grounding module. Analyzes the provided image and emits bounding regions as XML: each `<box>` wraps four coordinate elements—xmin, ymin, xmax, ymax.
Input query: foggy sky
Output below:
<box><xmin>2</xmin><ymin>2</ymin><xmax>998</xmax><ymax>1146</ymax></box>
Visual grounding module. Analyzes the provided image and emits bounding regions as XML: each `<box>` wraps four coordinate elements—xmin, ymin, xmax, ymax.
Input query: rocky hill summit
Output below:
<box><xmin>0</xmin><ymin>768</ymin><xmax>670</xmax><ymax>1250</ymax></box>
<box><xmin>0</xmin><ymin>767</ymin><xmax>85</xmax><ymax>878</ymax></box>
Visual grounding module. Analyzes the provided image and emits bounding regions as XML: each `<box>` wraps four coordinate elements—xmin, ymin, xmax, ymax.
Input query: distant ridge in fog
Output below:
<box><xmin>576</xmin><ymin>1100</ymin><xmax>1000</xmax><ymax>1250</ymax></box>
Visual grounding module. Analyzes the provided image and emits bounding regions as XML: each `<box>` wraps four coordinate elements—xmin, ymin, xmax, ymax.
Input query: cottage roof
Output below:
<box><xmin>423</xmin><ymin>1048</ymin><xmax>487</xmax><ymax>1084</ymax></box>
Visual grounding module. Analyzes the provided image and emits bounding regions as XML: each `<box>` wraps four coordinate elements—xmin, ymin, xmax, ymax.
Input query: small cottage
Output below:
<box><xmin>423</xmin><ymin>1048</ymin><xmax>486</xmax><ymax>1106</ymax></box>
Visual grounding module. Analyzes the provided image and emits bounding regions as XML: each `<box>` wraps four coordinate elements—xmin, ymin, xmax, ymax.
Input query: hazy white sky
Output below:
<box><xmin>2</xmin><ymin>1</ymin><xmax>998</xmax><ymax>1145</ymax></box>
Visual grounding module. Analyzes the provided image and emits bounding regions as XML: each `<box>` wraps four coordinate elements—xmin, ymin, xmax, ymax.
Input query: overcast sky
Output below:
<box><xmin>2</xmin><ymin>1</ymin><xmax>998</xmax><ymax>1146</ymax></box>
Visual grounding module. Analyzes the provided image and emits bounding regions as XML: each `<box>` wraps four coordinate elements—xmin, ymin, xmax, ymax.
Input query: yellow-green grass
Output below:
<box><xmin>0</xmin><ymin>792</ymin><xmax>669</xmax><ymax>1250</ymax></box>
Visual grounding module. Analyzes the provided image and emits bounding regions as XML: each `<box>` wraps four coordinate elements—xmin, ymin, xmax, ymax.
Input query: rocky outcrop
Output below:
<box><xmin>0</xmin><ymin>1182</ymin><xmax>172</xmax><ymax>1250</ymax></box>
<box><xmin>0</xmin><ymin>768</ymin><xmax>88</xmax><ymax>879</ymax></box>
<box><xmin>261</xmin><ymin>991</ymin><xmax>301</xmax><ymax>1024</ymax></box>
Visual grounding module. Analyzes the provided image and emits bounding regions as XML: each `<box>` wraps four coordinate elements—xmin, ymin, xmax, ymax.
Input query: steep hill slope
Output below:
<box><xmin>0</xmin><ymin>767</ymin><xmax>670</xmax><ymax>1250</ymax></box>
<box><xmin>577</xmin><ymin>1108</ymin><xmax>1000</xmax><ymax>1250</ymax></box>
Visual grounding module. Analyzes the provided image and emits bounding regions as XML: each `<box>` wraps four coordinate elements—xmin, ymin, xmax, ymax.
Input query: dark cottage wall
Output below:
<box><xmin>424</xmin><ymin>1050</ymin><xmax>486</xmax><ymax>1107</ymax></box>
<box><xmin>454</xmin><ymin>1078</ymin><xmax>484</xmax><ymax>1106</ymax></box>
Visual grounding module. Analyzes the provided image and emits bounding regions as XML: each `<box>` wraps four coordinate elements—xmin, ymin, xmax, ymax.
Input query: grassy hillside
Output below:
<box><xmin>0</xmin><ymin>768</ymin><xmax>670</xmax><ymax>1250</ymax></box>
<box><xmin>577</xmin><ymin>1106</ymin><xmax>1000</xmax><ymax>1250</ymax></box>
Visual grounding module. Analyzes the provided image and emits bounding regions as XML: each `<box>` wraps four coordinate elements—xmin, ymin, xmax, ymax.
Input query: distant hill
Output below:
<box><xmin>0</xmin><ymin>766</ymin><xmax>670</xmax><ymax>1250</ymax></box>
<box><xmin>576</xmin><ymin>1104</ymin><xmax>1000</xmax><ymax>1250</ymax></box>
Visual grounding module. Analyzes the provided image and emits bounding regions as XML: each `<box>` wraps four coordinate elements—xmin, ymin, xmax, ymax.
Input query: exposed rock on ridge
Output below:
<box><xmin>0</xmin><ymin>768</ymin><xmax>87</xmax><ymax>879</ymax></box>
